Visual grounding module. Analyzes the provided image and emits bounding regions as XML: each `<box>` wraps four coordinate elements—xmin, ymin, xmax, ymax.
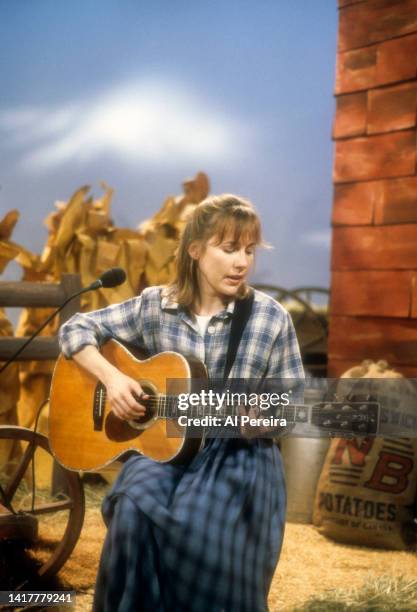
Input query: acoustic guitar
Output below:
<box><xmin>49</xmin><ymin>339</ymin><xmax>379</xmax><ymax>471</ymax></box>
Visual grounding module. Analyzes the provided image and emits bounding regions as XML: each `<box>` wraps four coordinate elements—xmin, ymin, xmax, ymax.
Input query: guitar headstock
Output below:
<box><xmin>311</xmin><ymin>400</ymin><xmax>380</xmax><ymax>435</ymax></box>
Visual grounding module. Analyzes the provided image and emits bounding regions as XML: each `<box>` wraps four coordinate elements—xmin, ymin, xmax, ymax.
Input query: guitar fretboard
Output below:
<box><xmin>92</xmin><ymin>384</ymin><xmax>379</xmax><ymax>434</ymax></box>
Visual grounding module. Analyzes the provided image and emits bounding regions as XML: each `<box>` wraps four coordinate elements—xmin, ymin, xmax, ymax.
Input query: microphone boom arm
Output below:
<box><xmin>0</xmin><ymin>285</ymin><xmax>92</xmax><ymax>375</ymax></box>
<box><xmin>0</xmin><ymin>267</ymin><xmax>127</xmax><ymax>375</ymax></box>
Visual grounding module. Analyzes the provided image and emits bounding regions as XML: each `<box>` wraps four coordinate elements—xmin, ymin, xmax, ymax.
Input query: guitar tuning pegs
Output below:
<box><xmin>340</xmin><ymin>421</ymin><xmax>350</xmax><ymax>429</ymax></box>
<box><xmin>323</xmin><ymin>419</ymin><xmax>333</xmax><ymax>427</ymax></box>
<box><xmin>341</xmin><ymin>404</ymin><xmax>351</xmax><ymax>412</ymax></box>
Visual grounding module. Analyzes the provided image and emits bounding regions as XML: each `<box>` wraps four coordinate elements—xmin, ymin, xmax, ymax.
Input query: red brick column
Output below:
<box><xmin>328</xmin><ymin>0</ymin><xmax>417</xmax><ymax>377</ymax></box>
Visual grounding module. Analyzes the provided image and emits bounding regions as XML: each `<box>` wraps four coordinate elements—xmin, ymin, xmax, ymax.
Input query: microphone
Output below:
<box><xmin>88</xmin><ymin>267</ymin><xmax>127</xmax><ymax>291</ymax></box>
<box><xmin>0</xmin><ymin>267</ymin><xmax>127</xmax><ymax>374</ymax></box>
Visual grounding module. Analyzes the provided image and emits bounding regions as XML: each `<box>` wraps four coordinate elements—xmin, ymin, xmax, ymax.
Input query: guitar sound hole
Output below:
<box><xmin>127</xmin><ymin>383</ymin><xmax>158</xmax><ymax>430</ymax></box>
<box><xmin>105</xmin><ymin>381</ymin><xmax>160</xmax><ymax>440</ymax></box>
<box><xmin>130</xmin><ymin>395</ymin><xmax>156</xmax><ymax>425</ymax></box>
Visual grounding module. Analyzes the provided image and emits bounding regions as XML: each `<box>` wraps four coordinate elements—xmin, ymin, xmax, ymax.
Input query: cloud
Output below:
<box><xmin>301</xmin><ymin>228</ymin><xmax>331</xmax><ymax>248</ymax></box>
<box><xmin>0</xmin><ymin>79</ymin><xmax>245</xmax><ymax>171</ymax></box>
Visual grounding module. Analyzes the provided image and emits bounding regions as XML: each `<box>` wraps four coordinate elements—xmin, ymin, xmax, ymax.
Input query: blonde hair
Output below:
<box><xmin>167</xmin><ymin>193</ymin><xmax>267</xmax><ymax>308</ymax></box>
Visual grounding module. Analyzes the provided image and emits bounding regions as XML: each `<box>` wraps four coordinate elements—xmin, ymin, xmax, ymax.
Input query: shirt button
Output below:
<box><xmin>207</xmin><ymin>325</ymin><xmax>215</xmax><ymax>334</ymax></box>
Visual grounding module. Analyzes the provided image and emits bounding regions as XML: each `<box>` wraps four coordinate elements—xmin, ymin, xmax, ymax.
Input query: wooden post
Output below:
<box><xmin>54</xmin><ymin>274</ymin><xmax>82</xmax><ymax>496</ymax></box>
<box><xmin>59</xmin><ymin>274</ymin><xmax>83</xmax><ymax>326</ymax></box>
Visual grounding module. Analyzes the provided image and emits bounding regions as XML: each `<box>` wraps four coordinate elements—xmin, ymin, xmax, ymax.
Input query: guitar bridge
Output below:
<box><xmin>93</xmin><ymin>382</ymin><xmax>106</xmax><ymax>431</ymax></box>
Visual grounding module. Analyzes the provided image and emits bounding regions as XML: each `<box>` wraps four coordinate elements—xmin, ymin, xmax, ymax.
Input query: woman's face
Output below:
<box><xmin>189</xmin><ymin>232</ymin><xmax>256</xmax><ymax>300</ymax></box>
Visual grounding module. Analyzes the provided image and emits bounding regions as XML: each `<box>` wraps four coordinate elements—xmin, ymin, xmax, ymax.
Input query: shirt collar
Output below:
<box><xmin>219</xmin><ymin>300</ymin><xmax>235</xmax><ymax>319</ymax></box>
<box><xmin>160</xmin><ymin>288</ymin><xmax>180</xmax><ymax>311</ymax></box>
<box><xmin>160</xmin><ymin>286</ymin><xmax>235</xmax><ymax>320</ymax></box>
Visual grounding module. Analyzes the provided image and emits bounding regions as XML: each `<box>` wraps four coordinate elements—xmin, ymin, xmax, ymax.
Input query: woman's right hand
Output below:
<box><xmin>103</xmin><ymin>370</ymin><xmax>149</xmax><ymax>421</ymax></box>
<box><xmin>71</xmin><ymin>345</ymin><xmax>149</xmax><ymax>422</ymax></box>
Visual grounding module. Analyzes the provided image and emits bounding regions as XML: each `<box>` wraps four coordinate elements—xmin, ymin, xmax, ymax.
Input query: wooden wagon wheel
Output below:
<box><xmin>291</xmin><ymin>286</ymin><xmax>329</xmax><ymax>347</ymax></box>
<box><xmin>291</xmin><ymin>286</ymin><xmax>330</xmax><ymax>304</ymax></box>
<box><xmin>0</xmin><ymin>425</ymin><xmax>85</xmax><ymax>585</ymax></box>
<box><xmin>252</xmin><ymin>284</ymin><xmax>328</xmax><ymax>351</ymax></box>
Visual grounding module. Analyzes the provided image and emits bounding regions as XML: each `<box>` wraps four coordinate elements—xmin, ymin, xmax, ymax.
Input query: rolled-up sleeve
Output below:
<box><xmin>58</xmin><ymin>295</ymin><xmax>143</xmax><ymax>358</ymax></box>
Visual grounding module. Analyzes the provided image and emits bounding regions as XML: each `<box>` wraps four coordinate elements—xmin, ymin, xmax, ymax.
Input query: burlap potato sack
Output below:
<box><xmin>313</xmin><ymin>361</ymin><xmax>417</xmax><ymax>550</ymax></box>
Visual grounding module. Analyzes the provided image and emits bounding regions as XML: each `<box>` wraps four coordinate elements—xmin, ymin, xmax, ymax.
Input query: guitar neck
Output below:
<box><xmin>160</xmin><ymin>399</ymin><xmax>311</xmax><ymax>421</ymax></box>
<box><xmin>94</xmin><ymin>384</ymin><xmax>379</xmax><ymax>435</ymax></box>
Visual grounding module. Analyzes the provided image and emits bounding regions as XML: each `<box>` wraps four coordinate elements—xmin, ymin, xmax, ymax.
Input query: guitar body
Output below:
<box><xmin>49</xmin><ymin>339</ymin><xmax>207</xmax><ymax>471</ymax></box>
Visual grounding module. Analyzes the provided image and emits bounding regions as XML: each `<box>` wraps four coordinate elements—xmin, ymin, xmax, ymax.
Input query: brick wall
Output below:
<box><xmin>329</xmin><ymin>0</ymin><xmax>417</xmax><ymax>377</ymax></box>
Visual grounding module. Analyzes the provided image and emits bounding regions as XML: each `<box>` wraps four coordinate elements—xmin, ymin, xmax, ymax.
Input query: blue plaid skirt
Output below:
<box><xmin>93</xmin><ymin>437</ymin><xmax>287</xmax><ymax>612</ymax></box>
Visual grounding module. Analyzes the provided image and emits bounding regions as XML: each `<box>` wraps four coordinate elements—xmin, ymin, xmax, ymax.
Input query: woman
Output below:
<box><xmin>59</xmin><ymin>194</ymin><xmax>304</xmax><ymax>612</ymax></box>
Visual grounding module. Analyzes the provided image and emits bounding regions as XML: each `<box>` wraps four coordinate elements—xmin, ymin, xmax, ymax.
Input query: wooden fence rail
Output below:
<box><xmin>0</xmin><ymin>274</ymin><xmax>82</xmax><ymax>361</ymax></box>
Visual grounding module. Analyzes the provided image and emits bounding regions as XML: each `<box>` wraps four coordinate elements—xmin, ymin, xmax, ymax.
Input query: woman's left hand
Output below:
<box><xmin>239</xmin><ymin>406</ymin><xmax>274</xmax><ymax>438</ymax></box>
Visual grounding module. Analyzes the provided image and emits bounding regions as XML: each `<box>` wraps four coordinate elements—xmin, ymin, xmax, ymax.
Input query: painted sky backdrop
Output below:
<box><xmin>0</xmin><ymin>1</ymin><xmax>337</xmax><ymax>294</ymax></box>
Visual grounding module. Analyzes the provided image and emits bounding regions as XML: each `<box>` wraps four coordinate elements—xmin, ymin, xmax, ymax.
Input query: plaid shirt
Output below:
<box><xmin>59</xmin><ymin>285</ymin><xmax>304</xmax><ymax>381</ymax></box>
